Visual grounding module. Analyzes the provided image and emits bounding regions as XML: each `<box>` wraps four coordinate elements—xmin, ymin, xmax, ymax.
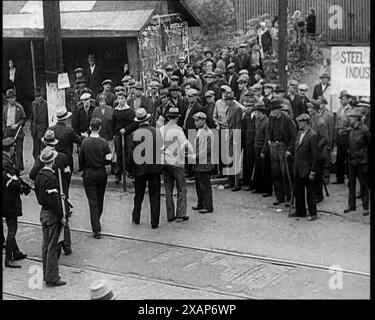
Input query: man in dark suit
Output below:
<box><xmin>298</xmin><ymin>83</ymin><xmax>310</xmax><ymax>112</ymax></box>
<box><xmin>127</xmin><ymin>82</ymin><xmax>148</xmax><ymax>112</ymax></box>
<box><xmin>146</xmin><ymin>81</ymin><xmax>161</xmax><ymax>116</ymax></box>
<box><xmin>86</xmin><ymin>54</ymin><xmax>103</xmax><ymax>97</ymax></box>
<box><xmin>73</xmin><ymin>93</ymin><xmax>95</xmax><ymax>138</ymax></box>
<box><xmin>226</xmin><ymin>63</ymin><xmax>240</xmax><ymax>100</ymax></box>
<box><xmin>173</xmin><ymin>57</ymin><xmax>187</xmax><ymax>86</ymax></box>
<box><xmin>284</xmin><ymin>80</ymin><xmax>306</xmax><ymax>120</ymax></box>
<box><xmin>312</xmin><ymin>73</ymin><xmax>330</xmax><ymax>100</ymax></box>
<box><xmin>234</xmin><ymin>43</ymin><xmax>251</xmax><ymax>74</ymax></box>
<box><xmin>95</xmin><ymin>79</ymin><xmax>116</xmax><ymax>108</ymax></box>
<box><xmin>129</xmin><ymin>108</ymin><xmax>162</xmax><ymax>229</ymax></box>
<box><xmin>48</xmin><ymin>107</ymin><xmax>83</xmax><ymax>173</ymax></box>
<box><xmin>290</xmin><ymin>113</ymin><xmax>319</xmax><ymax>221</ymax></box>
<box><xmin>30</xmin><ymin>88</ymin><xmax>49</xmax><ymax>160</ymax></box>
<box><xmin>162</xmin><ymin>64</ymin><xmax>174</xmax><ymax>89</ymax></box>
<box><xmin>168</xmin><ymin>84</ymin><xmax>188</xmax><ymax>127</ymax></box>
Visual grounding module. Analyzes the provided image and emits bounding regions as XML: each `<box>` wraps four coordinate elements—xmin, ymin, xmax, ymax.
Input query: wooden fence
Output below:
<box><xmin>233</xmin><ymin>0</ymin><xmax>370</xmax><ymax>45</ymax></box>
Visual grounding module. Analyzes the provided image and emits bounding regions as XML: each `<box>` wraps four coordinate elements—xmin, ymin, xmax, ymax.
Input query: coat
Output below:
<box><xmin>127</xmin><ymin>95</ymin><xmax>149</xmax><ymax>112</ymax></box>
<box><xmin>73</xmin><ymin>103</ymin><xmax>95</xmax><ymax>135</ymax></box>
<box><xmin>310</xmin><ymin>114</ymin><xmax>329</xmax><ymax>160</ymax></box>
<box><xmin>92</xmin><ymin>106</ymin><xmax>114</xmax><ymax>141</ymax></box>
<box><xmin>30</xmin><ymin>99</ymin><xmax>49</xmax><ymax>139</ymax></box>
<box><xmin>95</xmin><ymin>90</ymin><xmax>116</xmax><ymax>108</ymax></box>
<box><xmin>169</xmin><ymin>96</ymin><xmax>188</xmax><ymax>127</ymax></box>
<box><xmin>86</xmin><ymin>65</ymin><xmax>103</xmax><ymax>97</ymax></box>
<box><xmin>312</xmin><ymin>83</ymin><xmax>330</xmax><ymax>100</ymax></box>
<box><xmin>172</xmin><ymin>68</ymin><xmax>187</xmax><ymax>86</ymax></box>
<box><xmin>201</xmin><ymin>83</ymin><xmax>221</xmax><ymax>106</ymax></box>
<box><xmin>254</xmin><ymin>115</ymin><xmax>269</xmax><ymax>152</ymax></box>
<box><xmin>260</xmin><ymin>30</ymin><xmax>272</xmax><ymax>55</ymax></box>
<box><xmin>227</xmin><ymin>72</ymin><xmax>240</xmax><ymax>100</ymax></box>
<box><xmin>319</xmin><ymin>107</ymin><xmax>334</xmax><ymax>146</ymax></box>
<box><xmin>194</xmin><ymin>127</ymin><xmax>215</xmax><ymax>172</ymax></box>
<box><xmin>48</xmin><ymin>122</ymin><xmax>83</xmax><ymax>171</ymax></box>
<box><xmin>2</xmin><ymin>151</ymin><xmax>22</xmax><ymax>218</ymax></box>
<box><xmin>242</xmin><ymin>111</ymin><xmax>256</xmax><ymax>149</ymax></box>
<box><xmin>226</xmin><ymin>100</ymin><xmax>243</xmax><ymax>157</ymax></box>
<box><xmin>283</xmin><ymin>93</ymin><xmax>306</xmax><ymax>119</ymax></box>
<box><xmin>162</xmin><ymin>77</ymin><xmax>172</xmax><ymax>89</ymax></box>
<box><xmin>129</xmin><ymin>124</ymin><xmax>162</xmax><ymax>176</ymax></box>
<box><xmin>2</xmin><ymin>102</ymin><xmax>26</xmax><ymax>138</ymax></box>
<box><xmin>202</xmin><ymin>102</ymin><xmax>216</xmax><ymax>129</ymax></box>
<box><xmin>181</xmin><ymin>101</ymin><xmax>204</xmax><ymax>130</ymax></box>
<box><xmin>348</xmin><ymin>123</ymin><xmax>370</xmax><ymax>166</ymax></box>
<box><xmin>294</xmin><ymin>128</ymin><xmax>319</xmax><ymax>179</ymax></box>
<box><xmin>234</xmin><ymin>53</ymin><xmax>251</xmax><ymax>73</ymax></box>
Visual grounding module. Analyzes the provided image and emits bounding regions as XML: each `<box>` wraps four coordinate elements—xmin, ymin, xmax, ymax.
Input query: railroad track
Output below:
<box><xmin>2</xmin><ymin>292</ymin><xmax>36</xmax><ymax>300</ymax></box>
<box><xmin>17</xmin><ymin>220</ymin><xmax>370</xmax><ymax>278</ymax></box>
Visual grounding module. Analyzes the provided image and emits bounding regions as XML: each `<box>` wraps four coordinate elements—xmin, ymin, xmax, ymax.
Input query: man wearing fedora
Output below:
<box><xmin>96</xmin><ymin>79</ymin><xmax>116</xmax><ymax>108</ymax></box>
<box><xmin>160</xmin><ymin>107</ymin><xmax>192</xmax><ymax>222</ymax></box>
<box><xmin>2</xmin><ymin>137</ymin><xmax>28</xmax><ymax>268</ymax></box>
<box><xmin>35</xmin><ymin>147</ymin><xmax>66</xmax><ymax>286</ymax></box>
<box><xmin>30</xmin><ymin>88</ymin><xmax>48</xmax><ymax>160</ymax></box>
<box><xmin>127</xmin><ymin>82</ymin><xmax>148</xmax><ymax>112</ymax></box>
<box><xmin>345</xmin><ymin>108</ymin><xmax>370</xmax><ymax>216</ymax></box>
<box><xmin>29</xmin><ymin>130</ymin><xmax>72</xmax><ymax>255</ymax></box>
<box><xmin>79</xmin><ymin>118</ymin><xmax>112</xmax><ymax>238</ymax></box>
<box><xmin>89</xmin><ymin>279</ymin><xmax>116</xmax><ymax>300</ymax></box>
<box><xmin>86</xmin><ymin>54</ymin><xmax>103</xmax><ymax>97</ymax></box>
<box><xmin>129</xmin><ymin>108</ymin><xmax>162</xmax><ymax>229</ymax></box>
<box><xmin>313</xmin><ymin>73</ymin><xmax>331</xmax><ymax>100</ymax></box>
<box><xmin>48</xmin><ymin>106</ymin><xmax>83</xmax><ymax>173</ymax></box>
<box><xmin>3</xmin><ymin>89</ymin><xmax>26</xmax><ymax>171</ymax></box>
<box><xmin>290</xmin><ymin>113</ymin><xmax>319</xmax><ymax>221</ymax></box>
<box><xmin>334</xmin><ymin>90</ymin><xmax>353</xmax><ymax>184</ymax></box>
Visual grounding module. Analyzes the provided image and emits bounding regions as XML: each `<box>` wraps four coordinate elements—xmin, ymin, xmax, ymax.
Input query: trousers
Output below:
<box><xmin>294</xmin><ymin>176</ymin><xmax>317</xmax><ymax>217</ymax></box>
<box><xmin>40</xmin><ymin>209</ymin><xmax>61</xmax><ymax>283</ymax></box>
<box><xmin>270</xmin><ymin>142</ymin><xmax>292</xmax><ymax>202</ymax></box>
<box><xmin>114</xmin><ymin>134</ymin><xmax>131</xmax><ymax>178</ymax></box>
<box><xmin>132</xmin><ymin>174</ymin><xmax>161</xmax><ymax>227</ymax></box>
<box><xmin>162</xmin><ymin>165</ymin><xmax>187</xmax><ymax>220</ymax></box>
<box><xmin>32</xmin><ymin>136</ymin><xmax>44</xmax><ymax>160</ymax></box>
<box><xmin>253</xmin><ymin>146</ymin><xmax>273</xmax><ymax>193</ymax></box>
<box><xmin>4</xmin><ymin>217</ymin><xmax>19</xmax><ymax>260</ymax></box>
<box><xmin>348</xmin><ymin>163</ymin><xmax>369</xmax><ymax>210</ymax></box>
<box><xmin>242</xmin><ymin>141</ymin><xmax>255</xmax><ymax>186</ymax></box>
<box><xmin>194</xmin><ymin>171</ymin><xmax>213</xmax><ymax>211</ymax></box>
<box><xmin>13</xmin><ymin>137</ymin><xmax>24</xmax><ymax>171</ymax></box>
<box><xmin>336</xmin><ymin>134</ymin><xmax>348</xmax><ymax>182</ymax></box>
<box><xmin>83</xmin><ymin>168</ymin><xmax>107</xmax><ymax>234</ymax></box>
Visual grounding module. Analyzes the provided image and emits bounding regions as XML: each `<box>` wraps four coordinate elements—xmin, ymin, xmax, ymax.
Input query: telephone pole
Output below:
<box><xmin>278</xmin><ymin>0</ymin><xmax>288</xmax><ymax>88</ymax></box>
<box><xmin>43</xmin><ymin>0</ymin><xmax>64</xmax><ymax>125</ymax></box>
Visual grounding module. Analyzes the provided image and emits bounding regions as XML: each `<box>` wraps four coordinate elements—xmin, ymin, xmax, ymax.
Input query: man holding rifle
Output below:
<box><xmin>2</xmin><ymin>137</ymin><xmax>28</xmax><ymax>268</ymax></box>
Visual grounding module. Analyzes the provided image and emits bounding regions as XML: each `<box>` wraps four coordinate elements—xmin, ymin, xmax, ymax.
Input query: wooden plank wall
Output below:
<box><xmin>233</xmin><ymin>0</ymin><xmax>370</xmax><ymax>45</ymax></box>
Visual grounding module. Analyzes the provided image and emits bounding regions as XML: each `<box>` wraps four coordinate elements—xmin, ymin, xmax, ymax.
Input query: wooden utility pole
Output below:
<box><xmin>43</xmin><ymin>1</ymin><xmax>65</xmax><ymax>125</ymax></box>
<box><xmin>278</xmin><ymin>0</ymin><xmax>288</xmax><ymax>88</ymax></box>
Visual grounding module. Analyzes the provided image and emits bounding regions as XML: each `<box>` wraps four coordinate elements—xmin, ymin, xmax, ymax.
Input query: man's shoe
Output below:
<box><xmin>332</xmin><ymin>180</ymin><xmax>344</xmax><ymax>185</ymax></box>
<box><xmin>343</xmin><ymin>207</ymin><xmax>355</xmax><ymax>213</ymax></box>
<box><xmin>46</xmin><ymin>280</ymin><xmax>67</xmax><ymax>287</ymax></box>
<box><xmin>132</xmin><ymin>221</ymin><xmax>140</xmax><ymax>225</ymax></box>
<box><xmin>224</xmin><ymin>183</ymin><xmax>233</xmax><ymax>189</ymax></box>
<box><xmin>251</xmin><ymin>189</ymin><xmax>261</xmax><ymax>194</ymax></box>
<box><xmin>316</xmin><ymin>197</ymin><xmax>324</xmax><ymax>204</ymax></box>
<box><xmin>307</xmin><ymin>215</ymin><xmax>317</xmax><ymax>221</ymax></box>
<box><xmin>151</xmin><ymin>225</ymin><xmax>159</xmax><ymax>229</ymax></box>
<box><xmin>167</xmin><ymin>217</ymin><xmax>176</xmax><ymax>222</ymax></box>
<box><xmin>244</xmin><ymin>186</ymin><xmax>252</xmax><ymax>191</ymax></box>
<box><xmin>12</xmin><ymin>251</ymin><xmax>27</xmax><ymax>261</ymax></box>
<box><xmin>273</xmin><ymin>200</ymin><xmax>285</xmax><ymax>206</ymax></box>
<box><xmin>363</xmin><ymin>209</ymin><xmax>369</xmax><ymax>216</ymax></box>
<box><xmin>199</xmin><ymin>209</ymin><xmax>212</xmax><ymax>214</ymax></box>
<box><xmin>232</xmin><ymin>186</ymin><xmax>241</xmax><ymax>192</ymax></box>
<box><xmin>262</xmin><ymin>193</ymin><xmax>272</xmax><ymax>197</ymax></box>
<box><xmin>5</xmin><ymin>260</ymin><xmax>21</xmax><ymax>268</ymax></box>
<box><xmin>192</xmin><ymin>206</ymin><xmax>202</xmax><ymax>211</ymax></box>
<box><xmin>176</xmin><ymin>216</ymin><xmax>189</xmax><ymax>222</ymax></box>
<box><xmin>93</xmin><ymin>232</ymin><xmax>101</xmax><ymax>239</ymax></box>
<box><xmin>64</xmin><ymin>250</ymin><xmax>72</xmax><ymax>256</ymax></box>
<box><xmin>285</xmin><ymin>203</ymin><xmax>290</xmax><ymax>208</ymax></box>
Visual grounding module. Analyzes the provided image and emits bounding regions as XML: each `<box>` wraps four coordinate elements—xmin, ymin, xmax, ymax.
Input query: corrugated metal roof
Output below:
<box><xmin>3</xmin><ymin>10</ymin><xmax>155</xmax><ymax>37</ymax></box>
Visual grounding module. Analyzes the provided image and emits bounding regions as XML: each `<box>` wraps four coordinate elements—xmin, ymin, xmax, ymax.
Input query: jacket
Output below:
<box><xmin>241</xmin><ymin>111</ymin><xmax>256</xmax><ymax>148</ymax></box>
<box><xmin>172</xmin><ymin>68</ymin><xmax>186</xmax><ymax>86</ymax></box>
<box><xmin>86</xmin><ymin>64</ymin><xmax>103</xmax><ymax>97</ymax></box>
<box><xmin>312</xmin><ymin>83</ymin><xmax>330</xmax><ymax>100</ymax></box>
<box><xmin>30</xmin><ymin>99</ymin><xmax>49</xmax><ymax>139</ymax></box>
<box><xmin>310</xmin><ymin>114</ymin><xmax>329</xmax><ymax>159</ymax></box>
<box><xmin>267</xmin><ymin>113</ymin><xmax>297</xmax><ymax>154</ymax></box>
<box><xmin>226</xmin><ymin>100</ymin><xmax>243</xmax><ymax>157</ymax></box>
<box><xmin>348</xmin><ymin>123</ymin><xmax>370</xmax><ymax>165</ymax></box>
<box><xmin>127</xmin><ymin>95</ymin><xmax>148</xmax><ymax>112</ymax></box>
<box><xmin>181</xmin><ymin>101</ymin><xmax>204</xmax><ymax>130</ymax></box>
<box><xmin>254</xmin><ymin>115</ymin><xmax>269</xmax><ymax>151</ymax></box>
<box><xmin>129</xmin><ymin>124</ymin><xmax>162</xmax><ymax>176</ymax></box>
<box><xmin>95</xmin><ymin>90</ymin><xmax>116</xmax><ymax>108</ymax></box>
<box><xmin>201</xmin><ymin>83</ymin><xmax>221</xmax><ymax>106</ymax></box>
<box><xmin>194</xmin><ymin>127</ymin><xmax>215</xmax><ymax>172</ymax></box>
<box><xmin>227</xmin><ymin>72</ymin><xmax>240</xmax><ymax>100</ymax></box>
<box><xmin>35</xmin><ymin>168</ymin><xmax>64</xmax><ymax>218</ymax></box>
<box><xmin>2</xmin><ymin>151</ymin><xmax>23</xmax><ymax>218</ymax></box>
<box><xmin>283</xmin><ymin>93</ymin><xmax>306</xmax><ymax>119</ymax></box>
<box><xmin>92</xmin><ymin>106</ymin><xmax>114</xmax><ymax>140</ymax></box>
<box><xmin>234</xmin><ymin>53</ymin><xmax>251</xmax><ymax>73</ymax></box>
<box><xmin>48</xmin><ymin>122</ymin><xmax>83</xmax><ymax>171</ymax></box>
<box><xmin>294</xmin><ymin>128</ymin><xmax>319</xmax><ymax>179</ymax></box>
<box><xmin>2</xmin><ymin>102</ymin><xmax>26</xmax><ymax>138</ymax></box>
<box><xmin>73</xmin><ymin>102</ymin><xmax>95</xmax><ymax>135</ymax></box>
<box><xmin>319</xmin><ymin>107</ymin><xmax>334</xmax><ymax>146</ymax></box>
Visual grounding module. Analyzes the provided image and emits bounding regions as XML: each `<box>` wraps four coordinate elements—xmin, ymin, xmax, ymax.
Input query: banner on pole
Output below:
<box><xmin>47</xmin><ymin>82</ymin><xmax>66</xmax><ymax>126</ymax></box>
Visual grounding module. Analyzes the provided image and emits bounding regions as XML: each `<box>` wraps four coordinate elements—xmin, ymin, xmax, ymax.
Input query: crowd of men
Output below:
<box><xmin>2</xmin><ymin>45</ymin><xmax>370</xmax><ymax>287</ymax></box>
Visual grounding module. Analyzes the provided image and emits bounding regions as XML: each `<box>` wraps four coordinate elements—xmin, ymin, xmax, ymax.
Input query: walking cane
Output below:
<box><xmin>284</xmin><ymin>153</ymin><xmax>294</xmax><ymax>216</ymax></box>
<box><xmin>121</xmin><ymin>132</ymin><xmax>127</xmax><ymax>192</ymax></box>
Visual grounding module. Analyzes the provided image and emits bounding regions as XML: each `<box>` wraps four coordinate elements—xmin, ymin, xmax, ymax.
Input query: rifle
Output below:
<box><xmin>57</xmin><ymin>168</ymin><xmax>68</xmax><ymax>243</ymax></box>
<box><xmin>13</xmin><ymin>124</ymin><xmax>23</xmax><ymax>141</ymax></box>
<box><xmin>284</xmin><ymin>153</ymin><xmax>295</xmax><ymax>217</ymax></box>
<box><xmin>6</xmin><ymin>173</ymin><xmax>32</xmax><ymax>196</ymax></box>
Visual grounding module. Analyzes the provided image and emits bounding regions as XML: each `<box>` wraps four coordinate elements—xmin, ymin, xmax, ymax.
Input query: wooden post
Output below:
<box><xmin>30</xmin><ymin>40</ymin><xmax>37</xmax><ymax>90</ymax></box>
<box><xmin>278</xmin><ymin>0</ymin><xmax>288</xmax><ymax>88</ymax></box>
<box><xmin>127</xmin><ymin>37</ymin><xmax>141</xmax><ymax>81</ymax></box>
<box><xmin>43</xmin><ymin>1</ymin><xmax>65</xmax><ymax>126</ymax></box>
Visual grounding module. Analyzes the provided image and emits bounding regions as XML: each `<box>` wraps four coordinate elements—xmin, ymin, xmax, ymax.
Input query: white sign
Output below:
<box><xmin>58</xmin><ymin>73</ymin><xmax>71</xmax><ymax>89</ymax></box>
<box><xmin>46</xmin><ymin>82</ymin><xmax>66</xmax><ymax>126</ymax></box>
<box><xmin>331</xmin><ymin>46</ymin><xmax>370</xmax><ymax>95</ymax></box>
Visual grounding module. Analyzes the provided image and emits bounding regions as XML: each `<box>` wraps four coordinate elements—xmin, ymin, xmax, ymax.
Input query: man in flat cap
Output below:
<box><xmin>202</xmin><ymin>90</ymin><xmax>216</xmax><ymax>129</ymax></box>
<box><xmin>173</xmin><ymin>56</ymin><xmax>187</xmax><ymax>86</ymax></box>
<box><xmin>273</xmin><ymin>84</ymin><xmax>293</xmax><ymax>116</ymax></box>
<box><xmin>312</xmin><ymin>73</ymin><xmax>331</xmax><ymax>100</ymax></box>
<box><xmin>190</xmin><ymin>112</ymin><xmax>215</xmax><ymax>214</ymax></box>
<box><xmin>2</xmin><ymin>137</ymin><xmax>28</xmax><ymax>268</ymax></box>
<box><xmin>344</xmin><ymin>108</ymin><xmax>370</xmax><ymax>216</ymax></box>
<box><xmin>214</xmin><ymin>68</ymin><xmax>227</xmax><ymax>88</ymax></box>
<box><xmin>201</xmin><ymin>71</ymin><xmax>221</xmax><ymax>105</ymax></box>
<box><xmin>263</xmin><ymin>83</ymin><xmax>274</xmax><ymax>116</ymax></box>
<box><xmin>152</xmin><ymin>89</ymin><xmax>171</xmax><ymax>128</ymax></box>
<box><xmin>162</xmin><ymin>64</ymin><xmax>174</xmax><ymax>89</ymax></box>
<box><xmin>30</xmin><ymin>87</ymin><xmax>48</xmax><ymax>160</ymax></box>
<box><xmin>334</xmin><ymin>90</ymin><xmax>353</xmax><ymax>184</ymax></box>
<box><xmin>3</xmin><ymin>89</ymin><xmax>26</xmax><ymax>171</ymax></box>
<box><xmin>146</xmin><ymin>80</ymin><xmax>161</xmax><ymax>116</ymax></box>
<box><xmin>234</xmin><ymin>43</ymin><xmax>251</xmax><ymax>74</ymax></box>
<box><xmin>307</xmin><ymin>100</ymin><xmax>329</xmax><ymax>203</ymax></box>
<box><xmin>266</xmin><ymin>100</ymin><xmax>296</xmax><ymax>206</ymax></box>
<box><xmin>226</xmin><ymin>62</ymin><xmax>240</xmax><ymax>100</ymax></box>
<box><xmin>70</xmin><ymin>78</ymin><xmax>92</xmax><ymax>119</ymax></box>
<box><xmin>86</xmin><ymin>54</ymin><xmax>103</xmax><ymax>97</ymax></box>
<box><xmin>298</xmin><ymin>83</ymin><xmax>310</xmax><ymax>112</ymax></box>
<box><xmin>168</xmin><ymin>84</ymin><xmax>187</xmax><ymax>127</ymax></box>
<box><xmin>290</xmin><ymin>113</ymin><xmax>319</xmax><ymax>221</ymax></box>
<box><xmin>237</xmin><ymin>75</ymin><xmax>250</xmax><ymax>105</ymax></box>
<box><xmin>96</xmin><ymin>79</ymin><xmax>116</xmax><ymax>108</ymax></box>
<box><xmin>127</xmin><ymin>82</ymin><xmax>148</xmax><ymax>113</ymax></box>
<box><xmin>284</xmin><ymin>79</ymin><xmax>306</xmax><ymax>120</ymax></box>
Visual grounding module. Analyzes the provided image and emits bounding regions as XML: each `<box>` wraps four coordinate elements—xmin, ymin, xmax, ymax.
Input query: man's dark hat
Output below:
<box><xmin>270</xmin><ymin>100</ymin><xmax>282</xmax><ymax>110</ymax></box>
<box><xmin>33</xmin><ymin>87</ymin><xmax>43</xmax><ymax>97</ymax></box>
<box><xmin>273</xmin><ymin>84</ymin><xmax>286</xmax><ymax>93</ymax></box>
<box><xmin>165</xmin><ymin>107</ymin><xmax>181</xmax><ymax>118</ymax></box>
<box><xmin>76</xmin><ymin>78</ymin><xmax>87</xmax><ymax>85</ymax></box>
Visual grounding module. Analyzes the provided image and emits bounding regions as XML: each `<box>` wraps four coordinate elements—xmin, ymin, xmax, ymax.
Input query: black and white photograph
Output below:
<box><xmin>1</xmin><ymin>0</ymin><xmax>371</xmax><ymax>304</ymax></box>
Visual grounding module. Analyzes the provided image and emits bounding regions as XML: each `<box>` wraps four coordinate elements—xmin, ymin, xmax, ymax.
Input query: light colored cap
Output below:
<box><xmin>80</xmin><ymin>93</ymin><xmax>91</xmax><ymax>100</ymax></box>
<box><xmin>193</xmin><ymin>112</ymin><xmax>207</xmax><ymax>120</ymax></box>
